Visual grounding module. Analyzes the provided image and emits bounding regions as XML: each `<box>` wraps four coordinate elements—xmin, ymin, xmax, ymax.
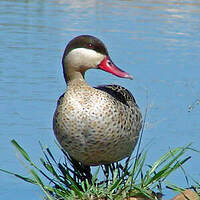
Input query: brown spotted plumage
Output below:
<box><xmin>53</xmin><ymin>35</ymin><xmax>142</xmax><ymax>166</ymax></box>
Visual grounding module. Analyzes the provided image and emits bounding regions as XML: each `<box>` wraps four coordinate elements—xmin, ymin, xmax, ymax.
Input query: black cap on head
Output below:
<box><xmin>62</xmin><ymin>35</ymin><xmax>109</xmax><ymax>65</ymax></box>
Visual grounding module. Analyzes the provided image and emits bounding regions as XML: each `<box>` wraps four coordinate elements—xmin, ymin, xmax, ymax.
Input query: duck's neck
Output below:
<box><xmin>63</xmin><ymin>66</ymin><xmax>88</xmax><ymax>87</ymax></box>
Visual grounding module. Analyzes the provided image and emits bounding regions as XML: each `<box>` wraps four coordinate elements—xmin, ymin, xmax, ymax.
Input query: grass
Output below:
<box><xmin>1</xmin><ymin>139</ymin><xmax>199</xmax><ymax>200</ymax></box>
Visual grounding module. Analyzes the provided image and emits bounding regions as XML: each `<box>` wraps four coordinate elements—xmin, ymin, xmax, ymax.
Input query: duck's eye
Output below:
<box><xmin>87</xmin><ymin>43</ymin><xmax>93</xmax><ymax>48</ymax></box>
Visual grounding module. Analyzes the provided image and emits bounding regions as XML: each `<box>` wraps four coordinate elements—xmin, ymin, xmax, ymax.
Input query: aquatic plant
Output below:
<box><xmin>1</xmin><ymin>139</ymin><xmax>199</xmax><ymax>200</ymax></box>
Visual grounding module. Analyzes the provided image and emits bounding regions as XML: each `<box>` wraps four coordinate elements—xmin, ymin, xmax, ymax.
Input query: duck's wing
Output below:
<box><xmin>95</xmin><ymin>84</ymin><xmax>137</xmax><ymax>107</ymax></box>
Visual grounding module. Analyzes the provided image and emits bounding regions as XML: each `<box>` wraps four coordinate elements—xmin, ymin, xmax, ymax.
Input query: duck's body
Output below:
<box><xmin>53</xmin><ymin>35</ymin><xmax>142</xmax><ymax>166</ymax></box>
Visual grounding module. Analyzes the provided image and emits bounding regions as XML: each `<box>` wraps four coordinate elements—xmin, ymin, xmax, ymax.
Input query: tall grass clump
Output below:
<box><xmin>1</xmin><ymin>139</ymin><xmax>199</xmax><ymax>200</ymax></box>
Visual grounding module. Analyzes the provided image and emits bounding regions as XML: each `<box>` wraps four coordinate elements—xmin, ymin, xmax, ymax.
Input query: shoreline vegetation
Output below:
<box><xmin>1</xmin><ymin>139</ymin><xmax>199</xmax><ymax>200</ymax></box>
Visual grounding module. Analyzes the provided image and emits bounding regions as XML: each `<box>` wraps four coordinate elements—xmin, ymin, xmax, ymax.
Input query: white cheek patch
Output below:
<box><xmin>66</xmin><ymin>48</ymin><xmax>104</xmax><ymax>68</ymax></box>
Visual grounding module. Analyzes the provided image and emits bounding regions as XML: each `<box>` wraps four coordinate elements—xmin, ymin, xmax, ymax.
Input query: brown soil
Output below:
<box><xmin>171</xmin><ymin>189</ymin><xmax>199</xmax><ymax>200</ymax></box>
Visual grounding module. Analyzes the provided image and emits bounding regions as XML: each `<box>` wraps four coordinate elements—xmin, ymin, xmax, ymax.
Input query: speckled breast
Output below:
<box><xmin>53</xmin><ymin>86</ymin><xmax>141</xmax><ymax>166</ymax></box>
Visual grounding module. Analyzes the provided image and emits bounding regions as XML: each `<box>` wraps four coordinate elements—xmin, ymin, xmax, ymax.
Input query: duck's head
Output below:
<box><xmin>62</xmin><ymin>35</ymin><xmax>133</xmax><ymax>82</ymax></box>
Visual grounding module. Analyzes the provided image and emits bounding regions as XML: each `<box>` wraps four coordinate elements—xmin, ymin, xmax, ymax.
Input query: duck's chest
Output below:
<box><xmin>57</xmin><ymin>89</ymin><xmax>119</xmax><ymax>126</ymax></box>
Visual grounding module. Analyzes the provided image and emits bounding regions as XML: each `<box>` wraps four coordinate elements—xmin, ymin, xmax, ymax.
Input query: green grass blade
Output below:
<box><xmin>40</xmin><ymin>158</ymin><xmax>61</xmax><ymax>181</ymax></box>
<box><xmin>0</xmin><ymin>169</ymin><xmax>36</xmax><ymax>184</ymax></box>
<box><xmin>160</xmin><ymin>156</ymin><xmax>191</xmax><ymax>180</ymax></box>
<box><xmin>30</xmin><ymin>169</ymin><xmax>44</xmax><ymax>187</ymax></box>
<box><xmin>39</xmin><ymin>142</ymin><xmax>58</xmax><ymax>165</ymax></box>
<box><xmin>45</xmin><ymin>185</ymin><xmax>70</xmax><ymax>197</ymax></box>
<box><xmin>131</xmin><ymin>185</ymin><xmax>154</xmax><ymax>200</ymax></box>
<box><xmin>11</xmin><ymin>139</ymin><xmax>32</xmax><ymax>163</ymax></box>
<box><xmin>157</xmin><ymin>147</ymin><xmax>189</xmax><ymax>178</ymax></box>
<box><xmin>144</xmin><ymin>145</ymin><xmax>191</xmax><ymax>187</ymax></box>
<box><xmin>132</xmin><ymin>151</ymin><xmax>147</xmax><ymax>181</ymax></box>
<box><xmin>57</xmin><ymin>163</ymin><xmax>77</xmax><ymax>188</ymax></box>
<box><xmin>30</xmin><ymin>169</ymin><xmax>55</xmax><ymax>200</ymax></box>
<box><xmin>109</xmin><ymin>178</ymin><xmax>122</xmax><ymax>193</ymax></box>
<box><xmin>12</xmin><ymin>140</ymin><xmax>60</xmax><ymax>185</ymax></box>
<box><xmin>149</xmin><ymin>147</ymin><xmax>183</xmax><ymax>175</ymax></box>
<box><xmin>166</xmin><ymin>181</ymin><xmax>185</xmax><ymax>193</ymax></box>
<box><xmin>57</xmin><ymin>164</ymin><xmax>83</xmax><ymax>196</ymax></box>
<box><xmin>71</xmin><ymin>185</ymin><xmax>83</xmax><ymax>198</ymax></box>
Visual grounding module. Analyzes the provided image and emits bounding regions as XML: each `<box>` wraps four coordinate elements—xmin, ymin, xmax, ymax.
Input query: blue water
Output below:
<box><xmin>1</xmin><ymin>0</ymin><xmax>200</xmax><ymax>199</ymax></box>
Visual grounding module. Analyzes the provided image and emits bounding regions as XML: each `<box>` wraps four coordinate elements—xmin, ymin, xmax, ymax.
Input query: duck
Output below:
<box><xmin>53</xmin><ymin>35</ymin><xmax>142</xmax><ymax>166</ymax></box>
